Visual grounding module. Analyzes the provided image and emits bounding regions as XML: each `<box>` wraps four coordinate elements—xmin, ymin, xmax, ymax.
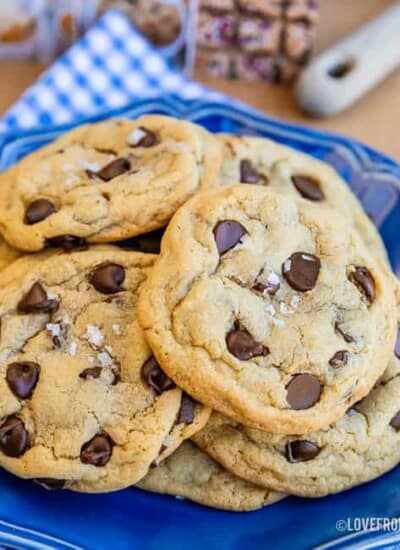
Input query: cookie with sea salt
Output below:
<box><xmin>138</xmin><ymin>185</ymin><xmax>397</xmax><ymax>434</ymax></box>
<box><xmin>217</xmin><ymin>134</ymin><xmax>389</xmax><ymax>264</ymax></box>
<box><xmin>0</xmin><ymin>248</ymin><xmax>210</xmax><ymax>492</ymax></box>
<box><xmin>193</xmin><ymin>331</ymin><xmax>400</xmax><ymax>497</ymax></box>
<box><xmin>0</xmin><ymin>115</ymin><xmax>222</xmax><ymax>252</ymax></box>
<box><xmin>137</xmin><ymin>440</ymin><xmax>285</xmax><ymax>511</ymax></box>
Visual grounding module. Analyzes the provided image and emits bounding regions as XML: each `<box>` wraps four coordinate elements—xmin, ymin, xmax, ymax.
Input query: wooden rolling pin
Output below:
<box><xmin>296</xmin><ymin>3</ymin><xmax>400</xmax><ymax>117</ymax></box>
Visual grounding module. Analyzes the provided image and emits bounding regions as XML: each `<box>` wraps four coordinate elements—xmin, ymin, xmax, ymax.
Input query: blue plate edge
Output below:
<box><xmin>0</xmin><ymin>95</ymin><xmax>399</xmax><ymax>550</ymax></box>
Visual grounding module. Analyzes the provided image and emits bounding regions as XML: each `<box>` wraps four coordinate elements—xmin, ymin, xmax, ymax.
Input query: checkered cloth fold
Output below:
<box><xmin>0</xmin><ymin>10</ymin><xmax>225</xmax><ymax>135</ymax></box>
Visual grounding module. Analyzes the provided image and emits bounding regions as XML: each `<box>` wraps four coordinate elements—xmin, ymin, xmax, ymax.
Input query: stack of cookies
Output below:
<box><xmin>0</xmin><ymin>115</ymin><xmax>398</xmax><ymax>512</ymax></box>
<box><xmin>196</xmin><ymin>0</ymin><xmax>319</xmax><ymax>84</ymax></box>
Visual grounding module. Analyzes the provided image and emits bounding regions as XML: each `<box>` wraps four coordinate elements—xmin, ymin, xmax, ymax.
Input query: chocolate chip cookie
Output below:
<box><xmin>137</xmin><ymin>441</ymin><xmax>285</xmax><ymax>511</ymax></box>
<box><xmin>138</xmin><ymin>185</ymin><xmax>397</xmax><ymax>434</ymax></box>
<box><xmin>193</xmin><ymin>333</ymin><xmax>400</xmax><ymax>497</ymax></box>
<box><xmin>217</xmin><ymin>135</ymin><xmax>389</xmax><ymax>263</ymax></box>
<box><xmin>0</xmin><ymin>248</ymin><xmax>210</xmax><ymax>492</ymax></box>
<box><xmin>0</xmin><ymin>116</ymin><xmax>222</xmax><ymax>252</ymax></box>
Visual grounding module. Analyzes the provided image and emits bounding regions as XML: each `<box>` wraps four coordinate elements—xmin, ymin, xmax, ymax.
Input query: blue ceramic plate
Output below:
<box><xmin>0</xmin><ymin>97</ymin><xmax>399</xmax><ymax>550</ymax></box>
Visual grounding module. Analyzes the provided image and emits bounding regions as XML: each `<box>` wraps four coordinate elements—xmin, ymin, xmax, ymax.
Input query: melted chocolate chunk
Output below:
<box><xmin>6</xmin><ymin>362</ymin><xmax>40</xmax><ymax>399</ymax></box>
<box><xmin>291</xmin><ymin>175</ymin><xmax>325</xmax><ymax>201</ymax></box>
<box><xmin>18</xmin><ymin>282</ymin><xmax>59</xmax><ymax>314</ymax></box>
<box><xmin>390</xmin><ymin>411</ymin><xmax>400</xmax><ymax>431</ymax></box>
<box><xmin>252</xmin><ymin>272</ymin><xmax>280</xmax><ymax>295</ymax></box>
<box><xmin>176</xmin><ymin>393</ymin><xmax>197</xmax><ymax>425</ymax></box>
<box><xmin>240</xmin><ymin>159</ymin><xmax>260</xmax><ymax>184</ymax></box>
<box><xmin>213</xmin><ymin>220</ymin><xmax>247</xmax><ymax>256</ymax></box>
<box><xmin>87</xmin><ymin>158</ymin><xmax>131</xmax><ymax>181</ymax></box>
<box><xmin>395</xmin><ymin>326</ymin><xmax>400</xmax><ymax>359</ymax></box>
<box><xmin>130</xmin><ymin>127</ymin><xmax>158</xmax><ymax>148</ymax></box>
<box><xmin>286</xmin><ymin>440</ymin><xmax>320</xmax><ymax>463</ymax></box>
<box><xmin>329</xmin><ymin>350</ymin><xmax>349</xmax><ymax>368</ymax></box>
<box><xmin>141</xmin><ymin>356</ymin><xmax>175</xmax><ymax>394</ymax></box>
<box><xmin>34</xmin><ymin>478</ymin><xmax>65</xmax><ymax>490</ymax></box>
<box><xmin>79</xmin><ymin>367</ymin><xmax>102</xmax><ymax>380</ymax></box>
<box><xmin>115</xmin><ymin>227</ymin><xmax>165</xmax><ymax>254</ymax></box>
<box><xmin>24</xmin><ymin>199</ymin><xmax>56</xmax><ymax>225</ymax></box>
<box><xmin>282</xmin><ymin>252</ymin><xmax>321</xmax><ymax>292</ymax></box>
<box><xmin>90</xmin><ymin>263</ymin><xmax>125</xmax><ymax>294</ymax></box>
<box><xmin>46</xmin><ymin>235</ymin><xmax>88</xmax><ymax>251</ymax></box>
<box><xmin>226</xmin><ymin>324</ymin><xmax>269</xmax><ymax>360</ymax></box>
<box><xmin>80</xmin><ymin>433</ymin><xmax>114</xmax><ymax>466</ymax></box>
<box><xmin>0</xmin><ymin>416</ymin><xmax>29</xmax><ymax>457</ymax></box>
<box><xmin>334</xmin><ymin>321</ymin><xmax>355</xmax><ymax>344</ymax></box>
<box><xmin>286</xmin><ymin>374</ymin><xmax>322</xmax><ymax>410</ymax></box>
<box><xmin>349</xmin><ymin>266</ymin><xmax>376</xmax><ymax>303</ymax></box>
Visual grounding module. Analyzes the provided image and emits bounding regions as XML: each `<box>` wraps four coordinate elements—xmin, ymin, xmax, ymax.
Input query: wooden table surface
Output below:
<box><xmin>0</xmin><ymin>0</ymin><xmax>398</xmax><ymax>159</ymax></box>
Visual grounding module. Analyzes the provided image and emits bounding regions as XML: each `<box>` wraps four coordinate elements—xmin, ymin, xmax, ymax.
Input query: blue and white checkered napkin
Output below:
<box><xmin>0</xmin><ymin>9</ymin><xmax>225</xmax><ymax>135</ymax></box>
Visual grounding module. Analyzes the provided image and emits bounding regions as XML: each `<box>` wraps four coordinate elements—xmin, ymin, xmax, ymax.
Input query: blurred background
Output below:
<box><xmin>0</xmin><ymin>0</ymin><xmax>398</xmax><ymax>158</ymax></box>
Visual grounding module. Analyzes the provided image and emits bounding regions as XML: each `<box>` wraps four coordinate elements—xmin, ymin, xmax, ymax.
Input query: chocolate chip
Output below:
<box><xmin>240</xmin><ymin>159</ymin><xmax>260</xmax><ymax>184</ymax></box>
<box><xmin>34</xmin><ymin>478</ymin><xmax>65</xmax><ymax>490</ymax></box>
<box><xmin>18</xmin><ymin>282</ymin><xmax>59</xmax><ymax>314</ymax></box>
<box><xmin>390</xmin><ymin>411</ymin><xmax>400</xmax><ymax>431</ymax></box>
<box><xmin>285</xmin><ymin>440</ymin><xmax>320</xmax><ymax>463</ymax></box>
<box><xmin>6</xmin><ymin>362</ymin><xmax>40</xmax><ymax>399</ymax></box>
<box><xmin>286</xmin><ymin>374</ymin><xmax>322</xmax><ymax>409</ymax></box>
<box><xmin>46</xmin><ymin>235</ymin><xmax>88</xmax><ymax>251</ymax></box>
<box><xmin>116</xmin><ymin>227</ymin><xmax>165</xmax><ymax>254</ymax></box>
<box><xmin>226</xmin><ymin>324</ymin><xmax>269</xmax><ymax>360</ymax></box>
<box><xmin>141</xmin><ymin>356</ymin><xmax>175</xmax><ymax>395</ymax></box>
<box><xmin>213</xmin><ymin>220</ymin><xmax>247</xmax><ymax>256</ymax></box>
<box><xmin>291</xmin><ymin>175</ymin><xmax>325</xmax><ymax>201</ymax></box>
<box><xmin>395</xmin><ymin>327</ymin><xmax>400</xmax><ymax>359</ymax></box>
<box><xmin>282</xmin><ymin>252</ymin><xmax>321</xmax><ymax>292</ymax></box>
<box><xmin>79</xmin><ymin>367</ymin><xmax>102</xmax><ymax>380</ymax></box>
<box><xmin>349</xmin><ymin>266</ymin><xmax>376</xmax><ymax>303</ymax></box>
<box><xmin>24</xmin><ymin>199</ymin><xmax>56</xmax><ymax>225</ymax></box>
<box><xmin>87</xmin><ymin>158</ymin><xmax>131</xmax><ymax>181</ymax></box>
<box><xmin>253</xmin><ymin>281</ymin><xmax>280</xmax><ymax>295</ymax></box>
<box><xmin>0</xmin><ymin>416</ymin><xmax>29</xmax><ymax>457</ymax></box>
<box><xmin>129</xmin><ymin>127</ymin><xmax>158</xmax><ymax>148</ymax></box>
<box><xmin>334</xmin><ymin>322</ymin><xmax>354</xmax><ymax>343</ymax></box>
<box><xmin>329</xmin><ymin>350</ymin><xmax>349</xmax><ymax>368</ymax></box>
<box><xmin>252</xmin><ymin>272</ymin><xmax>280</xmax><ymax>295</ymax></box>
<box><xmin>90</xmin><ymin>263</ymin><xmax>125</xmax><ymax>294</ymax></box>
<box><xmin>176</xmin><ymin>393</ymin><xmax>197</xmax><ymax>425</ymax></box>
<box><xmin>80</xmin><ymin>433</ymin><xmax>114</xmax><ymax>466</ymax></box>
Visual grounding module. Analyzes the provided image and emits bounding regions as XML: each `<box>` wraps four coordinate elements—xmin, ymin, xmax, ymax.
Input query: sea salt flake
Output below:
<box><xmin>290</xmin><ymin>295</ymin><xmax>300</xmax><ymax>309</ymax></box>
<box><xmin>264</xmin><ymin>304</ymin><xmax>276</xmax><ymax>316</ymax></box>
<box><xmin>127</xmin><ymin>128</ymin><xmax>147</xmax><ymax>146</ymax></box>
<box><xmin>272</xmin><ymin>318</ymin><xmax>286</xmax><ymax>328</ymax></box>
<box><xmin>267</xmin><ymin>272</ymin><xmax>280</xmax><ymax>285</ymax></box>
<box><xmin>97</xmin><ymin>351</ymin><xmax>113</xmax><ymax>367</ymax></box>
<box><xmin>283</xmin><ymin>259</ymin><xmax>291</xmax><ymax>272</ymax></box>
<box><xmin>112</xmin><ymin>324</ymin><xmax>123</xmax><ymax>335</ymax></box>
<box><xmin>82</xmin><ymin>161</ymin><xmax>100</xmax><ymax>172</ymax></box>
<box><xmin>46</xmin><ymin>323</ymin><xmax>61</xmax><ymax>338</ymax></box>
<box><xmin>68</xmin><ymin>342</ymin><xmax>78</xmax><ymax>356</ymax></box>
<box><xmin>88</xmin><ymin>356</ymin><xmax>95</xmax><ymax>365</ymax></box>
<box><xmin>280</xmin><ymin>302</ymin><xmax>291</xmax><ymax>315</ymax></box>
<box><xmin>84</xmin><ymin>324</ymin><xmax>104</xmax><ymax>348</ymax></box>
